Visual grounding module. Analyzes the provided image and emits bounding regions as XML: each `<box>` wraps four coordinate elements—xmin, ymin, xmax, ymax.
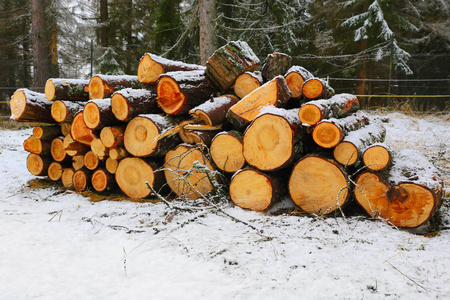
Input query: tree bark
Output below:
<box><xmin>189</xmin><ymin>94</ymin><xmax>239</xmax><ymax>126</ymax></box>
<box><xmin>199</xmin><ymin>0</ymin><xmax>216</xmax><ymax>65</ymax></box>
<box><xmin>31</xmin><ymin>0</ymin><xmax>48</xmax><ymax>91</ymax></box>
<box><xmin>261</xmin><ymin>52</ymin><xmax>292</xmax><ymax>81</ymax></box>
<box><xmin>111</xmin><ymin>88</ymin><xmax>159</xmax><ymax>122</ymax></box>
<box><xmin>45</xmin><ymin>78</ymin><xmax>90</xmax><ymax>101</ymax></box>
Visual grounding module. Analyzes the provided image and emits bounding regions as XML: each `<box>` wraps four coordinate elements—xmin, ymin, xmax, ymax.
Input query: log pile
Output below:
<box><xmin>10</xmin><ymin>40</ymin><xmax>444</xmax><ymax>229</ymax></box>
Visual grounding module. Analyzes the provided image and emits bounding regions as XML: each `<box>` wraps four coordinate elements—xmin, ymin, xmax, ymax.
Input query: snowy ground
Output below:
<box><xmin>0</xmin><ymin>111</ymin><xmax>449</xmax><ymax>300</ymax></box>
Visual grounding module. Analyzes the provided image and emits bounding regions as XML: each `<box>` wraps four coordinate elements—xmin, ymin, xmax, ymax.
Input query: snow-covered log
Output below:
<box><xmin>362</xmin><ymin>143</ymin><xmax>394</xmax><ymax>171</ymax></box>
<box><xmin>10</xmin><ymin>89</ymin><xmax>54</xmax><ymax>123</ymax></box>
<box><xmin>284</xmin><ymin>66</ymin><xmax>314</xmax><ymax>99</ymax></box>
<box><xmin>88</xmin><ymin>74</ymin><xmax>143</xmax><ymax>100</ymax></box>
<box><xmin>189</xmin><ymin>94</ymin><xmax>239</xmax><ymax>126</ymax></box>
<box><xmin>261</xmin><ymin>52</ymin><xmax>292</xmax><ymax>81</ymax></box>
<box><xmin>234</xmin><ymin>71</ymin><xmax>262</xmax><ymax>99</ymax></box>
<box><xmin>111</xmin><ymin>88</ymin><xmax>159</xmax><ymax>122</ymax></box>
<box><xmin>51</xmin><ymin>100</ymin><xmax>84</xmax><ymax>123</ymax></box>
<box><xmin>45</xmin><ymin>78</ymin><xmax>90</xmax><ymax>101</ymax></box>
<box><xmin>83</xmin><ymin>98</ymin><xmax>120</xmax><ymax>130</ymax></box>
<box><xmin>302</xmin><ymin>78</ymin><xmax>335</xmax><ymax>100</ymax></box>
<box><xmin>70</xmin><ymin>111</ymin><xmax>98</xmax><ymax>146</ymax></box>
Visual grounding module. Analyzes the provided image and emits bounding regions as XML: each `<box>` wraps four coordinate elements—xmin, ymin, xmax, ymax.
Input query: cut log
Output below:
<box><xmin>206</xmin><ymin>41</ymin><xmax>260</xmax><ymax>91</ymax></box>
<box><xmin>70</xmin><ymin>111</ymin><xmax>98</xmax><ymax>146</ymax></box>
<box><xmin>333</xmin><ymin>121</ymin><xmax>386</xmax><ymax>167</ymax></box>
<box><xmin>302</xmin><ymin>78</ymin><xmax>335</xmax><ymax>100</ymax></box>
<box><xmin>88</xmin><ymin>74</ymin><xmax>143</xmax><ymax>100</ymax></box>
<box><xmin>92</xmin><ymin>168</ymin><xmax>116</xmax><ymax>193</ymax></box>
<box><xmin>229</xmin><ymin>167</ymin><xmax>284</xmax><ymax>211</ymax></box>
<box><xmin>51</xmin><ymin>136</ymin><xmax>70</xmax><ymax>162</ymax></box>
<box><xmin>299</xmin><ymin>93</ymin><xmax>360</xmax><ymax>126</ymax></box>
<box><xmin>72</xmin><ymin>155</ymin><xmax>85</xmax><ymax>171</ymax></box>
<box><xmin>61</xmin><ymin>123</ymin><xmax>71</xmax><ymax>136</ymax></box>
<box><xmin>284</xmin><ymin>66</ymin><xmax>314</xmax><ymax>99</ymax></box>
<box><xmin>164</xmin><ymin>144</ymin><xmax>216</xmax><ymax>200</ymax></box>
<box><xmin>234</xmin><ymin>71</ymin><xmax>263</xmax><ymax>99</ymax></box>
<box><xmin>363</xmin><ymin>143</ymin><xmax>393</xmax><ymax>172</ymax></box>
<box><xmin>115</xmin><ymin>157</ymin><xmax>164</xmax><ymax>199</ymax></box>
<box><xmin>26</xmin><ymin>153</ymin><xmax>51</xmax><ymax>176</ymax></box>
<box><xmin>227</xmin><ymin>75</ymin><xmax>292</xmax><ymax>129</ymax></box>
<box><xmin>23</xmin><ymin>136</ymin><xmax>51</xmax><ymax>155</ymax></box>
<box><xmin>156</xmin><ymin>70</ymin><xmax>216</xmax><ymax>115</ymax></box>
<box><xmin>84</xmin><ymin>150</ymin><xmax>102</xmax><ymax>170</ymax></box>
<box><xmin>261</xmin><ymin>52</ymin><xmax>292</xmax><ymax>81</ymax></box>
<box><xmin>137</xmin><ymin>53</ymin><xmax>205</xmax><ymax>84</ymax></box>
<box><xmin>83</xmin><ymin>98</ymin><xmax>120</xmax><ymax>130</ymax></box>
<box><xmin>354</xmin><ymin>150</ymin><xmax>444</xmax><ymax>227</ymax></box>
<box><xmin>105</xmin><ymin>157</ymin><xmax>119</xmax><ymax>174</ymax></box>
<box><xmin>33</xmin><ymin>125</ymin><xmax>61</xmax><ymax>140</ymax></box>
<box><xmin>63</xmin><ymin>134</ymin><xmax>90</xmax><ymax>156</ymax></box>
<box><xmin>111</xmin><ymin>88</ymin><xmax>159</xmax><ymax>122</ymax></box>
<box><xmin>189</xmin><ymin>94</ymin><xmax>239</xmax><ymax>126</ymax></box>
<box><xmin>10</xmin><ymin>89</ymin><xmax>54</xmax><ymax>123</ymax></box>
<box><xmin>312</xmin><ymin>111</ymin><xmax>370</xmax><ymax>149</ymax></box>
<box><xmin>62</xmin><ymin>167</ymin><xmax>75</xmax><ymax>188</ymax></box>
<box><xmin>210</xmin><ymin>131</ymin><xmax>245</xmax><ymax>173</ymax></box>
<box><xmin>179</xmin><ymin>128</ymin><xmax>218</xmax><ymax>146</ymax></box>
<box><xmin>109</xmin><ymin>147</ymin><xmax>128</xmax><ymax>160</ymax></box>
<box><xmin>90</xmin><ymin>138</ymin><xmax>108</xmax><ymax>159</ymax></box>
<box><xmin>100</xmin><ymin>126</ymin><xmax>124</xmax><ymax>148</ymax></box>
<box><xmin>45</xmin><ymin>78</ymin><xmax>90</xmax><ymax>101</ymax></box>
<box><xmin>51</xmin><ymin>100</ymin><xmax>84</xmax><ymax>123</ymax></box>
<box><xmin>48</xmin><ymin>161</ymin><xmax>71</xmax><ymax>181</ymax></box>
<box><xmin>73</xmin><ymin>168</ymin><xmax>92</xmax><ymax>192</ymax></box>
<box><xmin>124</xmin><ymin>114</ymin><xmax>181</xmax><ymax>157</ymax></box>
<box><xmin>243</xmin><ymin>107</ymin><xmax>306</xmax><ymax>171</ymax></box>
<box><xmin>289</xmin><ymin>155</ymin><xmax>350</xmax><ymax>215</ymax></box>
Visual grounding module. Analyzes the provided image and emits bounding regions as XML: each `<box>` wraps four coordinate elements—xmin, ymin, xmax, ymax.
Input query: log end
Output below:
<box><xmin>26</xmin><ymin>153</ymin><xmax>48</xmax><ymax>176</ymax></box>
<box><xmin>230</xmin><ymin>169</ymin><xmax>273</xmax><ymax>211</ymax></box>
<box><xmin>302</xmin><ymin>78</ymin><xmax>324</xmax><ymax>100</ymax></box>
<box><xmin>89</xmin><ymin>75</ymin><xmax>105</xmax><ymax>100</ymax></box>
<box><xmin>84</xmin><ymin>151</ymin><xmax>99</xmax><ymax>170</ymax></box>
<box><xmin>156</xmin><ymin>76</ymin><xmax>186</xmax><ymax>115</ymax></box>
<box><xmin>73</xmin><ymin>170</ymin><xmax>89</xmax><ymax>192</ymax></box>
<box><xmin>92</xmin><ymin>169</ymin><xmax>113</xmax><ymax>192</ymax></box>
<box><xmin>298</xmin><ymin>104</ymin><xmax>322</xmax><ymax>126</ymax></box>
<box><xmin>285</xmin><ymin>72</ymin><xmax>305</xmax><ymax>99</ymax></box>
<box><xmin>62</xmin><ymin>168</ymin><xmax>75</xmax><ymax>188</ymax></box>
<box><xmin>312</xmin><ymin>122</ymin><xmax>342</xmax><ymax>148</ymax></box>
<box><xmin>83</xmin><ymin>102</ymin><xmax>101</xmax><ymax>129</ymax></box>
<box><xmin>51</xmin><ymin>100</ymin><xmax>68</xmax><ymax>123</ymax></box>
<box><xmin>71</xmin><ymin>112</ymin><xmax>97</xmax><ymax>146</ymax></box>
<box><xmin>51</xmin><ymin>137</ymin><xmax>67</xmax><ymax>162</ymax></box>
<box><xmin>10</xmin><ymin>90</ymin><xmax>26</xmax><ymax>121</ymax></box>
<box><xmin>115</xmin><ymin>157</ymin><xmax>157</xmax><ymax>199</ymax></box>
<box><xmin>138</xmin><ymin>53</ymin><xmax>164</xmax><ymax>84</ymax></box>
<box><xmin>210</xmin><ymin>132</ymin><xmax>245</xmax><ymax>173</ymax></box>
<box><xmin>363</xmin><ymin>145</ymin><xmax>391</xmax><ymax>171</ymax></box>
<box><xmin>124</xmin><ymin>116</ymin><xmax>160</xmax><ymax>157</ymax></box>
<box><xmin>111</xmin><ymin>93</ymin><xmax>129</xmax><ymax>121</ymax></box>
<box><xmin>333</xmin><ymin>141</ymin><xmax>358</xmax><ymax>166</ymax></box>
<box><xmin>48</xmin><ymin>162</ymin><xmax>63</xmax><ymax>181</ymax></box>
<box><xmin>45</xmin><ymin>79</ymin><xmax>56</xmax><ymax>101</ymax></box>
<box><xmin>234</xmin><ymin>72</ymin><xmax>261</xmax><ymax>99</ymax></box>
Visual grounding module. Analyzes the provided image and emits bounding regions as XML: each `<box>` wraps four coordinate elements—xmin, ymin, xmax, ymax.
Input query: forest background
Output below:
<box><xmin>0</xmin><ymin>0</ymin><xmax>449</xmax><ymax>112</ymax></box>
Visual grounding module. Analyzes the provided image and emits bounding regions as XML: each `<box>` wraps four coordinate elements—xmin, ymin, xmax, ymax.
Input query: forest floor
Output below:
<box><xmin>0</xmin><ymin>111</ymin><xmax>449</xmax><ymax>300</ymax></box>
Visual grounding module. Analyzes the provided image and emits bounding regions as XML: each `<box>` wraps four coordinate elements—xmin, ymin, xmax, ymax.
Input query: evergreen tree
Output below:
<box><xmin>97</xmin><ymin>47</ymin><xmax>124</xmax><ymax>74</ymax></box>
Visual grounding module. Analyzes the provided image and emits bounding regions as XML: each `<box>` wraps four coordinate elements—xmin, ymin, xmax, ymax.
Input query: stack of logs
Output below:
<box><xmin>10</xmin><ymin>40</ymin><xmax>444</xmax><ymax>228</ymax></box>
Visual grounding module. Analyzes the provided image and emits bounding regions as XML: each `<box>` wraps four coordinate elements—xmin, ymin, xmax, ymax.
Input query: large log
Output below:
<box><xmin>284</xmin><ymin>66</ymin><xmax>314</xmax><ymax>99</ymax></box>
<box><xmin>302</xmin><ymin>78</ymin><xmax>335</xmax><ymax>100</ymax></box>
<box><xmin>261</xmin><ymin>52</ymin><xmax>292</xmax><ymax>81</ymax></box>
<box><xmin>243</xmin><ymin>107</ymin><xmax>306</xmax><ymax>172</ymax></box>
<box><xmin>210</xmin><ymin>131</ymin><xmax>246</xmax><ymax>173</ymax></box>
<box><xmin>70</xmin><ymin>111</ymin><xmax>98</xmax><ymax>146</ymax></box>
<box><xmin>92</xmin><ymin>168</ymin><xmax>116</xmax><ymax>193</ymax></box>
<box><xmin>189</xmin><ymin>94</ymin><xmax>239</xmax><ymax>126</ymax></box>
<box><xmin>206</xmin><ymin>41</ymin><xmax>261</xmax><ymax>91</ymax></box>
<box><xmin>227</xmin><ymin>76</ymin><xmax>292</xmax><ymax>130</ymax></box>
<box><xmin>312</xmin><ymin>111</ymin><xmax>370</xmax><ymax>149</ymax></box>
<box><xmin>23</xmin><ymin>136</ymin><xmax>51</xmax><ymax>155</ymax></box>
<box><xmin>88</xmin><ymin>74</ymin><xmax>143</xmax><ymax>100</ymax></box>
<box><xmin>234</xmin><ymin>71</ymin><xmax>262</xmax><ymax>99</ymax></box>
<box><xmin>26</xmin><ymin>153</ymin><xmax>52</xmax><ymax>176</ymax></box>
<box><xmin>156</xmin><ymin>70</ymin><xmax>216</xmax><ymax>115</ymax></box>
<box><xmin>51</xmin><ymin>100</ymin><xmax>84</xmax><ymax>123</ymax></box>
<box><xmin>33</xmin><ymin>125</ymin><xmax>61</xmax><ymax>140</ymax></box>
<box><xmin>115</xmin><ymin>157</ymin><xmax>164</xmax><ymax>199</ymax></box>
<box><xmin>289</xmin><ymin>155</ymin><xmax>350</xmax><ymax>215</ymax></box>
<box><xmin>124</xmin><ymin>114</ymin><xmax>181</xmax><ymax>157</ymax></box>
<box><xmin>111</xmin><ymin>88</ymin><xmax>159</xmax><ymax>122</ymax></box>
<box><xmin>137</xmin><ymin>53</ymin><xmax>205</xmax><ymax>84</ymax></box>
<box><xmin>45</xmin><ymin>78</ymin><xmax>90</xmax><ymax>101</ymax></box>
<box><xmin>10</xmin><ymin>89</ymin><xmax>54</xmax><ymax>123</ymax></box>
<box><xmin>354</xmin><ymin>149</ymin><xmax>444</xmax><ymax>228</ymax></box>
<box><xmin>362</xmin><ymin>143</ymin><xmax>394</xmax><ymax>172</ymax></box>
<box><xmin>229</xmin><ymin>167</ymin><xmax>285</xmax><ymax>211</ymax></box>
<box><xmin>164</xmin><ymin>144</ymin><xmax>216</xmax><ymax>200</ymax></box>
<box><xmin>83</xmin><ymin>98</ymin><xmax>120</xmax><ymax>130</ymax></box>
<box><xmin>299</xmin><ymin>93</ymin><xmax>360</xmax><ymax>126</ymax></box>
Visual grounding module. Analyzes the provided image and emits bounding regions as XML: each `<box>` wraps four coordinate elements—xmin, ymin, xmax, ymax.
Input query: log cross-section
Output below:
<box><xmin>10</xmin><ymin>89</ymin><xmax>54</xmax><ymax>123</ymax></box>
<box><xmin>210</xmin><ymin>131</ymin><xmax>245</xmax><ymax>173</ymax></box>
<box><xmin>89</xmin><ymin>74</ymin><xmax>143</xmax><ymax>100</ymax></box>
<box><xmin>284</xmin><ymin>66</ymin><xmax>314</xmax><ymax>99</ymax></box>
<box><xmin>45</xmin><ymin>78</ymin><xmax>90</xmax><ymax>101</ymax></box>
<box><xmin>111</xmin><ymin>88</ymin><xmax>159</xmax><ymax>122</ymax></box>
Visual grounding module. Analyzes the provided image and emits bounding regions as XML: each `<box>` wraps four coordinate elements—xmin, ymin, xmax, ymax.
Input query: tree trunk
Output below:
<box><xmin>299</xmin><ymin>93</ymin><xmax>360</xmax><ymax>126</ymax></box>
<box><xmin>10</xmin><ymin>89</ymin><xmax>54</xmax><ymax>123</ymax></box>
<box><xmin>92</xmin><ymin>168</ymin><xmax>116</xmax><ymax>193</ymax></box>
<box><xmin>362</xmin><ymin>143</ymin><xmax>394</xmax><ymax>172</ymax></box>
<box><xmin>284</xmin><ymin>66</ymin><xmax>314</xmax><ymax>99</ymax></box>
<box><xmin>89</xmin><ymin>75</ymin><xmax>143</xmax><ymax>100</ymax></box>
<box><xmin>45</xmin><ymin>78</ymin><xmax>90</xmax><ymax>101</ymax></box>
<box><xmin>210</xmin><ymin>131</ymin><xmax>246</xmax><ymax>173</ymax></box>
<box><xmin>199</xmin><ymin>0</ymin><xmax>216</xmax><ymax>65</ymax></box>
<box><xmin>23</xmin><ymin>136</ymin><xmax>51</xmax><ymax>155</ymax></box>
<box><xmin>51</xmin><ymin>100</ymin><xmax>84</xmax><ymax>123</ymax></box>
<box><xmin>33</xmin><ymin>125</ymin><xmax>61</xmax><ymax>140</ymax></box>
<box><xmin>31</xmin><ymin>0</ymin><xmax>48</xmax><ymax>91</ymax></box>
<box><xmin>83</xmin><ymin>98</ymin><xmax>120</xmax><ymax>130</ymax></box>
<box><xmin>206</xmin><ymin>41</ymin><xmax>260</xmax><ymax>91</ymax></box>
<box><xmin>189</xmin><ymin>94</ymin><xmax>239</xmax><ymax>126</ymax></box>
<box><xmin>229</xmin><ymin>167</ymin><xmax>285</xmax><ymax>211</ymax></box>
<box><xmin>111</xmin><ymin>88</ymin><xmax>159</xmax><ymax>122</ymax></box>
<box><xmin>99</xmin><ymin>0</ymin><xmax>109</xmax><ymax>47</ymax></box>
<box><xmin>261</xmin><ymin>52</ymin><xmax>292</xmax><ymax>81</ymax></box>
<box><xmin>100</xmin><ymin>126</ymin><xmax>125</xmax><ymax>148</ymax></box>
<box><xmin>227</xmin><ymin>76</ymin><xmax>292</xmax><ymax>130</ymax></box>
<box><xmin>26</xmin><ymin>153</ymin><xmax>51</xmax><ymax>176</ymax></box>
<box><xmin>70</xmin><ymin>111</ymin><xmax>98</xmax><ymax>146</ymax></box>
<box><xmin>302</xmin><ymin>78</ymin><xmax>335</xmax><ymax>100</ymax></box>
<box><xmin>289</xmin><ymin>155</ymin><xmax>350</xmax><ymax>215</ymax></box>
<box><xmin>156</xmin><ymin>70</ymin><xmax>216</xmax><ymax>115</ymax></box>
<box><xmin>234</xmin><ymin>71</ymin><xmax>263</xmax><ymax>99</ymax></box>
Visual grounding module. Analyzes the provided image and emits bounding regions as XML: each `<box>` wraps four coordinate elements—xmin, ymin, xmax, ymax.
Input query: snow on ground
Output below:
<box><xmin>0</xmin><ymin>112</ymin><xmax>449</xmax><ymax>300</ymax></box>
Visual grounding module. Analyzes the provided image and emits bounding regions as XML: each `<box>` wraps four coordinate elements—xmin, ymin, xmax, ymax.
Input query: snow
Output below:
<box><xmin>113</xmin><ymin>88</ymin><xmax>155</xmax><ymax>99</ymax></box>
<box><xmin>1</xmin><ymin>112</ymin><xmax>450</xmax><ymax>299</ymax></box>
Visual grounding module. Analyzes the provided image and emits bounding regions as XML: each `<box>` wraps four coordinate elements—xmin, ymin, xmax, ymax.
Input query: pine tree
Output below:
<box><xmin>97</xmin><ymin>47</ymin><xmax>124</xmax><ymax>75</ymax></box>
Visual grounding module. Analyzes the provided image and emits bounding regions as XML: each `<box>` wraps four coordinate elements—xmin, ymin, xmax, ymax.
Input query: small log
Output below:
<box><xmin>299</xmin><ymin>93</ymin><xmax>360</xmax><ymax>126</ymax></box>
<box><xmin>84</xmin><ymin>150</ymin><xmax>102</xmax><ymax>170</ymax></box>
<box><xmin>45</xmin><ymin>78</ymin><xmax>89</xmax><ymax>101</ymax></box>
<box><xmin>100</xmin><ymin>126</ymin><xmax>124</xmax><ymax>148</ymax></box>
<box><xmin>33</xmin><ymin>125</ymin><xmax>61</xmax><ymax>140</ymax></box>
<box><xmin>227</xmin><ymin>76</ymin><xmax>292</xmax><ymax>130</ymax></box>
<box><xmin>164</xmin><ymin>144</ymin><xmax>216</xmax><ymax>200</ymax></box>
<box><xmin>284</xmin><ymin>66</ymin><xmax>314</xmax><ymax>99</ymax></box>
<box><xmin>111</xmin><ymin>88</ymin><xmax>159</xmax><ymax>122</ymax></box>
<box><xmin>354</xmin><ymin>150</ymin><xmax>444</xmax><ymax>227</ymax></box>
<box><xmin>289</xmin><ymin>155</ymin><xmax>350</xmax><ymax>215</ymax></box>
<box><xmin>63</xmin><ymin>134</ymin><xmax>90</xmax><ymax>157</ymax></box>
<box><xmin>312</xmin><ymin>111</ymin><xmax>370</xmax><ymax>149</ymax></box>
<box><xmin>137</xmin><ymin>53</ymin><xmax>205</xmax><ymax>84</ymax></box>
<box><xmin>189</xmin><ymin>94</ymin><xmax>239</xmax><ymax>126</ymax></box>
<box><xmin>302</xmin><ymin>78</ymin><xmax>335</xmax><ymax>100</ymax></box>
<box><xmin>51</xmin><ymin>136</ymin><xmax>70</xmax><ymax>162</ymax></box>
<box><xmin>90</xmin><ymin>138</ymin><xmax>108</xmax><ymax>159</ymax></box>
<box><xmin>10</xmin><ymin>89</ymin><xmax>54</xmax><ymax>123</ymax></box>
<box><xmin>234</xmin><ymin>71</ymin><xmax>262</xmax><ymax>99</ymax></box>
<box><xmin>206</xmin><ymin>41</ymin><xmax>260</xmax><ymax>91</ymax></box>
<box><xmin>92</xmin><ymin>168</ymin><xmax>116</xmax><ymax>193</ymax></box>
<box><xmin>156</xmin><ymin>70</ymin><xmax>216</xmax><ymax>115</ymax></box>
<box><xmin>229</xmin><ymin>167</ymin><xmax>285</xmax><ymax>211</ymax></box>
<box><xmin>362</xmin><ymin>143</ymin><xmax>393</xmax><ymax>172</ymax></box>
<box><xmin>26</xmin><ymin>153</ymin><xmax>52</xmax><ymax>176</ymax></box>
<box><xmin>109</xmin><ymin>147</ymin><xmax>128</xmax><ymax>160</ymax></box>
<box><xmin>210</xmin><ymin>131</ymin><xmax>245</xmax><ymax>173</ymax></box>
<box><xmin>179</xmin><ymin>128</ymin><xmax>218</xmax><ymax>146</ymax></box>
<box><xmin>23</xmin><ymin>136</ymin><xmax>51</xmax><ymax>155</ymax></box>
<box><xmin>73</xmin><ymin>168</ymin><xmax>93</xmax><ymax>192</ymax></box>
<box><xmin>88</xmin><ymin>74</ymin><xmax>143</xmax><ymax>100</ymax></box>
<box><xmin>51</xmin><ymin>100</ymin><xmax>84</xmax><ymax>123</ymax></box>
<box><xmin>62</xmin><ymin>167</ymin><xmax>75</xmax><ymax>188</ymax></box>
<box><xmin>61</xmin><ymin>123</ymin><xmax>71</xmax><ymax>136</ymax></box>
<box><xmin>72</xmin><ymin>155</ymin><xmax>85</xmax><ymax>171</ymax></box>
<box><xmin>48</xmin><ymin>161</ymin><xmax>71</xmax><ymax>181</ymax></box>
<box><xmin>333</xmin><ymin>122</ymin><xmax>386</xmax><ymax>167</ymax></box>
<box><xmin>261</xmin><ymin>52</ymin><xmax>292</xmax><ymax>81</ymax></box>
<box><xmin>83</xmin><ymin>98</ymin><xmax>120</xmax><ymax>130</ymax></box>
<box><xmin>115</xmin><ymin>157</ymin><xmax>164</xmax><ymax>199</ymax></box>
<box><xmin>70</xmin><ymin>111</ymin><xmax>98</xmax><ymax>146</ymax></box>
<box><xmin>124</xmin><ymin>114</ymin><xmax>181</xmax><ymax>157</ymax></box>
<box><xmin>105</xmin><ymin>157</ymin><xmax>119</xmax><ymax>174</ymax></box>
